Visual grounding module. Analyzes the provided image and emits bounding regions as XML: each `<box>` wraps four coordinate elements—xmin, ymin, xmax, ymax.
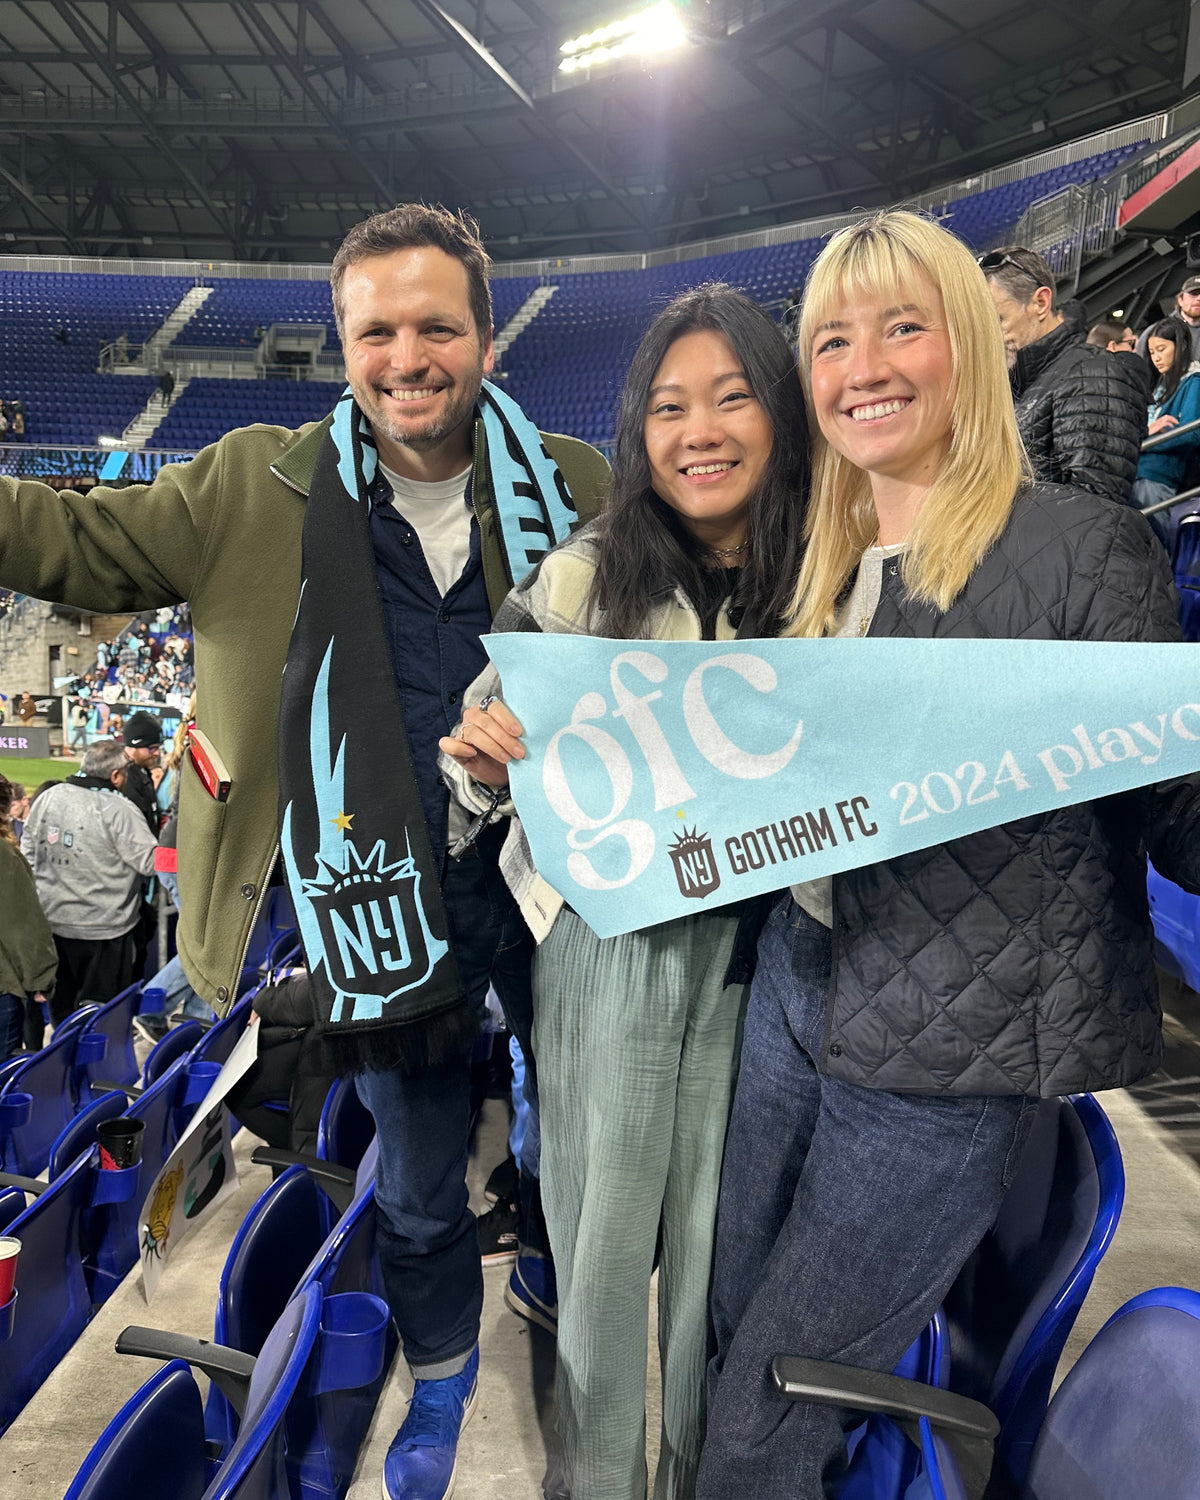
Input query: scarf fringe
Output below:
<box><xmin>320</xmin><ymin>999</ymin><xmax>481</xmax><ymax>1078</ymax></box>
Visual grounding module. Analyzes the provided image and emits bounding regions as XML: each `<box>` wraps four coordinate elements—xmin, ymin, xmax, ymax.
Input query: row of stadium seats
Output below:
<box><xmin>0</xmin><ymin>138</ymin><xmax>1149</xmax><ymax>451</ymax></box>
<box><xmin>179</xmin><ymin>272</ymin><xmax>540</xmax><ymax>350</ymax></box>
<box><xmin>153</xmin><ymin>378</ymin><xmax>346</xmax><ymax>449</ymax></box>
<box><xmin>0</xmin><ymin>894</ymin><xmax>302</xmax><ymax>1438</ymax></box>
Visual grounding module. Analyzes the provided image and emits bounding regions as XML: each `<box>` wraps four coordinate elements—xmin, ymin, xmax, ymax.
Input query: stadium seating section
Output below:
<box><xmin>179</xmin><ymin>272</ymin><xmax>538</xmax><ymax>350</ymax></box>
<box><xmin>152</xmin><ymin>377</ymin><xmax>347</xmax><ymax>451</ymax></box>
<box><xmin>0</xmin><ymin>272</ymin><xmax>188</xmax><ymax>446</ymax></box>
<box><xmin>0</xmin><ymin>141</ymin><xmax>1145</xmax><ymax>453</ymax></box>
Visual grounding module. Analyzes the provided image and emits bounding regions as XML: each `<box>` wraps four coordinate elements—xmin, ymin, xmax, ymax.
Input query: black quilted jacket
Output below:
<box><xmin>1011</xmin><ymin>320</ymin><xmax>1146</xmax><ymax>505</ymax></box>
<box><xmin>826</xmin><ymin>484</ymin><xmax>1200</xmax><ymax>1098</ymax></box>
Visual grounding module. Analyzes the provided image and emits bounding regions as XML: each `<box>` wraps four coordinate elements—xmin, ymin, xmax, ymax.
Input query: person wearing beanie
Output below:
<box><xmin>119</xmin><ymin>708</ymin><xmax>164</xmax><ymax>986</ymax></box>
<box><xmin>119</xmin><ymin>710</ymin><xmax>163</xmax><ymax>836</ymax></box>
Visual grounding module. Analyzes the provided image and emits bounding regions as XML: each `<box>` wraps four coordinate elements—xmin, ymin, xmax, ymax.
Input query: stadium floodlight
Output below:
<box><xmin>559</xmin><ymin>1</ymin><xmax>688</xmax><ymax>74</ymax></box>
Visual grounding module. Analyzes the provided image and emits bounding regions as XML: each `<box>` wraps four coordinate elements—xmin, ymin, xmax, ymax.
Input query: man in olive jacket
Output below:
<box><xmin>0</xmin><ymin>204</ymin><xmax>608</xmax><ymax>1500</ymax></box>
<box><xmin>0</xmin><ymin>776</ymin><xmax>56</xmax><ymax>1055</ymax></box>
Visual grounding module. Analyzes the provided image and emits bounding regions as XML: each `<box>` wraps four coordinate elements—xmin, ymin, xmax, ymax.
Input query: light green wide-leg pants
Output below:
<box><xmin>533</xmin><ymin>907</ymin><xmax>746</xmax><ymax>1500</ymax></box>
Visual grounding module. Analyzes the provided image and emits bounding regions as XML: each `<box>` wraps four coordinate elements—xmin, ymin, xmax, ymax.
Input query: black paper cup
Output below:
<box><xmin>97</xmin><ymin>1117</ymin><xmax>145</xmax><ymax>1171</ymax></box>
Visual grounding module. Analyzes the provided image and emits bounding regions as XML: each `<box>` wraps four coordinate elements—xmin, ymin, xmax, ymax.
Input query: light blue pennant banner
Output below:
<box><xmin>482</xmin><ymin>634</ymin><xmax>1200</xmax><ymax>940</ymax></box>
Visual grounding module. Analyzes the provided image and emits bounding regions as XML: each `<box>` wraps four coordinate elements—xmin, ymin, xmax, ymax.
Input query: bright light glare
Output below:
<box><xmin>96</xmin><ymin>435</ymin><xmax>124</xmax><ymax>449</ymax></box>
<box><xmin>559</xmin><ymin>2</ymin><xmax>687</xmax><ymax>74</ymax></box>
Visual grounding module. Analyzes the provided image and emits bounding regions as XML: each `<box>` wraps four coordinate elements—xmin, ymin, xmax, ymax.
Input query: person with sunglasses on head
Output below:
<box><xmin>697</xmin><ymin>210</ymin><xmax>1200</xmax><ymax>1499</ymax></box>
<box><xmin>980</xmin><ymin>245</ymin><xmax>1147</xmax><ymax>505</ymax></box>
<box><xmin>441</xmin><ymin>284</ymin><xmax>810</xmax><ymax>1500</ymax></box>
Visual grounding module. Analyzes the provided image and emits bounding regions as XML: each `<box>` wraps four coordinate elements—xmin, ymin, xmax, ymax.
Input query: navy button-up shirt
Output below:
<box><xmin>368</xmin><ymin>469</ymin><xmax>493</xmax><ymax>857</ymax></box>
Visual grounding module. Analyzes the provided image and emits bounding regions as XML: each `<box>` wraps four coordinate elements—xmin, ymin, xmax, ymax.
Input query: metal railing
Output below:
<box><xmin>1013</xmin><ymin>116</ymin><xmax>1200</xmax><ymax>294</ymax></box>
<box><xmin>0</xmin><ymin>99</ymin><xmax>1185</xmax><ymax>283</ymax></box>
<box><xmin>1133</xmin><ymin>417</ymin><xmax>1200</xmax><ymax>518</ymax></box>
<box><xmin>96</xmin><ymin>338</ymin><xmax>343</xmax><ymax>383</ymax></box>
<box><xmin>1138</xmin><ymin>484</ymin><xmax>1200</xmax><ymax>517</ymax></box>
<box><xmin>1141</xmin><ymin>415</ymin><xmax>1200</xmax><ymax>452</ymax></box>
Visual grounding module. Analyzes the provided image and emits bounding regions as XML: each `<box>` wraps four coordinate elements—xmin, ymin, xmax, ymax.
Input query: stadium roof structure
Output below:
<box><xmin>0</xmin><ymin>0</ymin><xmax>1192</xmax><ymax>263</ymax></box>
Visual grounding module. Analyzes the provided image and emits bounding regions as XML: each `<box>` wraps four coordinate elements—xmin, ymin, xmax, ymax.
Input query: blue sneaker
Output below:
<box><xmin>382</xmin><ymin>1348</ymin><xmax>479</xmax><ymax>1500</ymax></box>
<box><xmin>504</xmin><ymin>1255</ymin><xmax>558</xmax><ymax>1335</ymax></box>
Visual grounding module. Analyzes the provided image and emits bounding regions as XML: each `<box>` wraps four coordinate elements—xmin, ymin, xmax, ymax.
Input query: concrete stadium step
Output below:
<box><xmin>493</xmin><ymin>283</ymin><xmax>558</xmax><ymax>361</ymax></box>
<box><xmin>145</xmin><ymin>284</ymin><xmax>215</xmax><ymax>356</ymax></box>
<box><xmin>120</xmin><ymin>377</ymin><xmax>191</xmax><ymax>451</ymax></box>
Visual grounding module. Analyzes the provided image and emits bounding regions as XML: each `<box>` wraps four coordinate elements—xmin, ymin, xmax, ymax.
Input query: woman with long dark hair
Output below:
<box><xmin>1132</xmin><ymin>316</ymin><xmax>1200</xmax><ymax>552</ymax></box>
<box><xmin>440</xmin><ymin>283</ymin><xmax>809</xmax><ymax>1500</ymax></box>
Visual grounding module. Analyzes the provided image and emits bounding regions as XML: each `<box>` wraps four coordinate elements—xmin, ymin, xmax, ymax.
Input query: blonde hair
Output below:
<box><xmin>786</xmin><ymin>210</ymin><xmax>1028</xmax><ymax>638</ymax></box>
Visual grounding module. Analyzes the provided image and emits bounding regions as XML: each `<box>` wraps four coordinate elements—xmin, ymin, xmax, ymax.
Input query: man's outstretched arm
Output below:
<box><xmin>0</xmin><ymin>439</ymin><xmax>225</xmax><ymax>612</ymax></box>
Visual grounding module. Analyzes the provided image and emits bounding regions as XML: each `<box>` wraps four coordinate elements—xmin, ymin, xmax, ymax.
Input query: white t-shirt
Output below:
<box><xmin>379</xmin><ymin>462</ymin><xmax>474</xmax><ymax>598</ymax></box>
<box><xmin>791</xmin><ymin>542</ymin><xmax>907</xmax><ymax>928</ymax></box>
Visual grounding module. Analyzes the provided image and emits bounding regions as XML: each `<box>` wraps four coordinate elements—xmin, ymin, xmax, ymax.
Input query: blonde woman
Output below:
<box><xmin>696</xmin><ymin>210</ymin><xmax>1200</xmax><ymax>1497</ymax></box>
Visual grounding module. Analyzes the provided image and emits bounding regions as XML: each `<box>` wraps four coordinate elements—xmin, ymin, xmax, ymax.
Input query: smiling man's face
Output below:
<box><xmin>341</xmin><ymin>245</ymin><xmax>494</xmax><ymax>479</ymax></box>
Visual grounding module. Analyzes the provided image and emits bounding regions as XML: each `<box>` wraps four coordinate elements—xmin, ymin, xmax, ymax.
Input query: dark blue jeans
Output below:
<box><xmin>697</xmin><ymin>897</ymin><xmax>1034</xmax><ymax>1498</ymax></box>
<box><xmin>355</xmin><ymin>828</ymin><xmax>534</xmax><ymax>1378</ymax></box>
<box><xmin>0</xmin><ymin>995</ymin><xmax>23</xmax><ymax>1059</ymax></box>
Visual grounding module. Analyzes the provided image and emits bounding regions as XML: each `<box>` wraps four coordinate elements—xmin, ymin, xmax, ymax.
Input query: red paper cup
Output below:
<box><xmin>0</xmin><ymin>1237</ymin><xmax>19</xmax><ymax>1304</ymax></box>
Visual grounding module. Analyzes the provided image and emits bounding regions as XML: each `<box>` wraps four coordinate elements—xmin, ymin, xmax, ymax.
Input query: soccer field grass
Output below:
<box><xmin>1</xmin><ymin>756</ymin><xmax>78</xmax><ymax>790</ymax></box>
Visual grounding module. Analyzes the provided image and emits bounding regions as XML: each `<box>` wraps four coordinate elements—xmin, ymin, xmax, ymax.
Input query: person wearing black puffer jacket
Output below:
<box><xmin>698</xmin><ymin>211</ymin><xmax>1200</xmax><ymax>1500</ymax></box>
<box><xmin>979</xmin><ymin>245</ymin><xmax>1147</xmax><ymax>506</ymax></box>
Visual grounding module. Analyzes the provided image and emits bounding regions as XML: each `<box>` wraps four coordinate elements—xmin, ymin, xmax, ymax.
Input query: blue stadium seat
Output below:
<box><xmin>62</xmin><ymin>1360</ymin><xmax>210</xmax><ymax>1500</ymax></box>
<box><xmin>920</xmin><ymin>1287</ymin><xmax>1200</xmax><ymax>1500</ymax></box>
<box><xmin>202</xmin><ymin>1164</ymin><xmax>327</xmax><ymax>1452</ymax></box>
<box><xmin>70</xmin><ymin>1282</ymin><xmax>389</xmax><ymax>1500</ymax></box>
<box><xmin>0</xmin><ymin>1028</ymin><xmax>100</xmax><ymax>1176</ymax></box>
<box><xmin>48</xmin><ymin>1090</ymin><xmax>129</xmax><ymax>1180</ymax></box>
<box><xmin>942</xmin><ymin>1093</ymin><xmax>1124</xmax><ymax>1492</ymax></box>
<box><xmin>316</xmin><ymin>1078</ymin><xmax>376</xmax><ymax>1176</ymax></box>
<box><xmin>0</xmin><ymin>1148</ymin><xmax>97</xmax><ymax>1434</ymax></box>
<box><xmin>141</xmin><ymin>1020</ymin><xmax>206</xmax><ymax>1089</ymax></box>
<box><xmin>79</xmin><ymin>984</ymin><xmax>144</xmax><ymax>1094</ymax></box>
<box><xmin>188</xmin><ymin>1001</ymin><xmax>253</xmax><ymax>1072</ymax></box>
<box><xmin>1147</xmin><ymin>862</ymin><xmax>1200</xmax><ymax>990</ymax></box>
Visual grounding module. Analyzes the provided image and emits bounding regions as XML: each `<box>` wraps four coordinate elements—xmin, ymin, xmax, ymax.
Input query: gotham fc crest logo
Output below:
<box><xmin>305</xmin><ymin>837</ymin><xmax>445</xmax><ymax>1006</ymax></box>
<box><xmin>669</xmin><ymin>826</ymin><xmax>721</xmax><ymax>900</ymax></box>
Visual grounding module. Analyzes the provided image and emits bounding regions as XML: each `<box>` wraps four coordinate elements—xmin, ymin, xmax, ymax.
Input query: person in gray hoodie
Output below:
<box><xmin>21</xmin><ymin>739</ymin><xmax>157</xmax><ymax>1022</ymax></box>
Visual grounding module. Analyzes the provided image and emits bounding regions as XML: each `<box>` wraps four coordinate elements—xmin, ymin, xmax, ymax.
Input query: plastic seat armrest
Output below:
<box><xmin>772</xmin><ymin>1355</ymin><xmax>997</xmax><ymax>1500</ymax></box>
<box><xmin>0</xmin><ymin>1171</ymin><xmax>46</xmax><ymax>1196</ymax></box>
<box><xmin>90</xmin><ymin>1080</ymin><xmax>141</xmax><ymax>1099</ymax></box>
<box><xmin>249</xmin><ymin>1146</ymin><xmax>356</xmax><ymax>1214</ymax></box>
<box><xmin>116</xmin><ymin>1326</ymin><xmax>256</xmax><ymax>1416</ymax></box>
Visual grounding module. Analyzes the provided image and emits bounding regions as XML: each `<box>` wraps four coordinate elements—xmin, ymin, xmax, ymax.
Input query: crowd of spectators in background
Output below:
<box><xmin>0</xmin><ymin>400</ymin><xmax>26</xmax><ymax>441</ymax></box>
<box><xmin>55</xmin><ymin>606</ymin><xmax>194</xmax><ymax>748</ymax></box>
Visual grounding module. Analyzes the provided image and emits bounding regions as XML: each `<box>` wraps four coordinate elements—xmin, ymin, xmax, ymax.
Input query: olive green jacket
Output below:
<box><xmin>0</xmin><ymin>416</ymin><xmax>609</xmax><ymax>1012</ymax></box>
<box><xmin>0</xmin><ymin>836</ymin><xmax>57</xmax><ymax>999</ymax></box>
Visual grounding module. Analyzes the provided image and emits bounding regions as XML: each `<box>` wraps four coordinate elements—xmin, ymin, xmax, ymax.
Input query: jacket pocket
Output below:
<box><xmin>176</xmin><ymin>753</ymin><xmax>228</xmax><ymax>948</ymax></box>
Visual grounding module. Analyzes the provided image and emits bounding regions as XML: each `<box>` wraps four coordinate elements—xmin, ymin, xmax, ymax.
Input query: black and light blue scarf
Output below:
<box><xmin>278</xmin><ymin>381</ymin><xmax>577</xmax><ymax>1074</ymax></box>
